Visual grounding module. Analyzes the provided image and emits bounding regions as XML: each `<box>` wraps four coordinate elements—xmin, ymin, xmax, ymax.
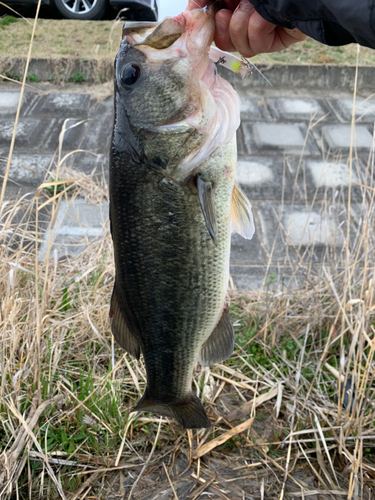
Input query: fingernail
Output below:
<box><xmin>238</xmin><ymin>0</ymin><xmax>255</xmax><ymax>12</ymax></box>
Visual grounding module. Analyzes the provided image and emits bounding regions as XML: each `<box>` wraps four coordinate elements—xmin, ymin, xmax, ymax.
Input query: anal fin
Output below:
<box><xmin>110</xmin><ymin>283</ymin><xmax>141</xmax><ymax>359</ymax></box>
<box><xmin>231</xmin><ymin>182</ymin><xmax>255</xmax><ymax>240</ymax></box>
<box><xmin>198</xmin><ymin>306</ymin><xmax>234</xmax><ymax>367</ymax></box>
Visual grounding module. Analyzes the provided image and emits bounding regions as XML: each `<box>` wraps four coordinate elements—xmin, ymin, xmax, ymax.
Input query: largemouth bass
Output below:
<box><xmin>109</xmin><ymin>7</ymin><xmax>254</xmax><ymax>429</ymax></box>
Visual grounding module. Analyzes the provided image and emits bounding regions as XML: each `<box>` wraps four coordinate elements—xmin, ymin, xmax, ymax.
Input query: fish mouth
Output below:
<box><xmin>122</xmin><ymin>9</ymin><xmax>218</xmax><ymax>110</ymax></box>
<box><xmin>122</xmin><ymin>8</ymin><xmax>215</xmax><ymax>73</ymax></box>
<box><xmin>122</xmin><ymin>18</ymin><xmax>185</xmax><ymax>49</ymax></box>
<box><xmin>120</xmin><ymin>9</ymin><xmax>239</xmax><ymax>176</ymax></box>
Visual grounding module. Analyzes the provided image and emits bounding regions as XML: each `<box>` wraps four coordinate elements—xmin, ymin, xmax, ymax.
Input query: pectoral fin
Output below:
<box><xmin>197</xmin><ymin>175</ymin><xmax>217</xmax><ymax>245</ymax></box>
<box><xmin>198</xmin><ymin>306</ymin><xmax>235</xmax><ymax>367</ymax></box>
<box><xmin>110</xmin><ymin>284</ymin><xmax>141</xmax><ymax>359</ymax></box>
<box><xmin>231</xmin><ymin>183</ymin><xmax>255</xmax><ymax>240</ymax></box>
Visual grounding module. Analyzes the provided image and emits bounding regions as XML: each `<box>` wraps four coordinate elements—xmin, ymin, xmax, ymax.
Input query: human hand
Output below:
<box><xmin>186</xmin><ymin>0</ymin><xmax>307</xmax><ymax>58</ymax></box>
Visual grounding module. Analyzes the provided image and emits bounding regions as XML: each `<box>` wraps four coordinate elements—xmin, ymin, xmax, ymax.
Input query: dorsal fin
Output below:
<box><xmin>231</xmin><ymin>183</ymin><xmax>255</xmax><ymax>240</ymax></box>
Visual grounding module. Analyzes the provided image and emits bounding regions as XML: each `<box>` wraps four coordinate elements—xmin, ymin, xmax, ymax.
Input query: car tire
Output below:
<box><xmin>53</xmin><ymin>0</ymin><xmax>107</xmax><ymax>20</ymax></box>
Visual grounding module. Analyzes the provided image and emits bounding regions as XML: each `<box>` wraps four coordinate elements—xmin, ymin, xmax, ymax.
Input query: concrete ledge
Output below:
<box><xmin>0</xmin><ymin>56</ymin><xmax>113</xmax><ymax>84</ymax></box>
<box><xmin>1</xmin><ymin>56</ymin><xmax>375</xmax><ymax>90</ymax></box>
<box><xmin>228</xmin><ymin>64</ymin><xmax>375</xmax><ymax>91</ymax></box>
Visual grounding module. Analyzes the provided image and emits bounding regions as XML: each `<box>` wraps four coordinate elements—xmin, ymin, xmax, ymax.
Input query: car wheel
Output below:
<box><xmin>53</xmin><ymin>0</ymin><xmax>107</xmax><ymax>20</ymax></box>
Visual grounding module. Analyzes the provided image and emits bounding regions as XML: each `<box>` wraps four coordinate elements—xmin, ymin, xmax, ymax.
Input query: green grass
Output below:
<box><xmin>43</xmin><ymin>177</ymin><xmax>73</xmax><ymax>197</ymax></box>
<box><xmin>0</xmin><ymin>15</ymin><xmax>18</xmax><ymax>29</ymax></box>
<box><xmin>27</xmin><ymin>73</ymin><xmax>40</xmax><ymax>82</ymax></box>
<box><xmin>70</xmin><ymin>71</ymin><xmax>86</xmax><ymax>83</ymax></box>
<box><xmin>2</xmin><ymin>71</ymin><xmax>21</xmax><ymax>81</ymax></box>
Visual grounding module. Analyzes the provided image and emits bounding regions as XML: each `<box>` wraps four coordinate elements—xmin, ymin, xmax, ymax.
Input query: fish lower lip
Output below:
<box><xmin>123</xmin><ymin>21</ymin><xmax>159</xmax><ymax>30</ymax></box>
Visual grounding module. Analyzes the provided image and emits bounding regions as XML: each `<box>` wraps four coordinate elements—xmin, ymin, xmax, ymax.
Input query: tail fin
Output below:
<box><xmin>134</xmin><ymin>388</ymin><xmax>211</xmax><ymax>429</ymax></box>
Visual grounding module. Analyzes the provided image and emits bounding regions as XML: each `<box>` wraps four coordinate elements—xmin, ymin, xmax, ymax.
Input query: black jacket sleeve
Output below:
<box><xmin>249</xmin><ymin>0</ymin><xmax>375</xmax><ymax>49</ymax></box>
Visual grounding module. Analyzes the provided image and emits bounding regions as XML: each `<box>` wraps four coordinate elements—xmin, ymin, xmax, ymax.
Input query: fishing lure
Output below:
<box><xmin>209</xmin><ymin>45</ymin><xmax>272</xmax><ymax>86</ymax></box>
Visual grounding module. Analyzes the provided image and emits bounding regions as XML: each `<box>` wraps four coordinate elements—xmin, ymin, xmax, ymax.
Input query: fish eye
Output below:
<box><xmin>121</xmin><ymin>64</ymin><xmax>141</xmax><ymax>87</ymax></box>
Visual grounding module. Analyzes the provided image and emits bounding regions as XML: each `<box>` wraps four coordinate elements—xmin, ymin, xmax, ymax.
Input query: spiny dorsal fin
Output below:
<box><xmin>198</xmin><ymin>306</ymin><xmax>234</xmax><ymax>367</ymax></box>
<box><xmin>231</xmin><ymin>182</ymin><xmax>255</xmax><ymax>240</ymax></box>
<box><xmin>197</xmin><ymin>175</ymin><xmax>217</xmax><ymax>245</ymax></box>
<box><xmin>110</xmin><ymin>284</ymin><xmax>141</xmax><ymax>359</ymax></box>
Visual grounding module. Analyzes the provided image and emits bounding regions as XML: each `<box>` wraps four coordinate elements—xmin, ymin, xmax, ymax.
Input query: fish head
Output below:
<box><xmin>113</xmin><ymin>8</ymin><xmax>240</xmax><ymax>176</ymax></box>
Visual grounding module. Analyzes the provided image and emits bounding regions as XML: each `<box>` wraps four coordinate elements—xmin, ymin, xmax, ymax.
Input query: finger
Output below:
<box><xmin>278</xmin><ymin>27</ymin><xmax>308</xmax><ymax>47</ymax></box>
<box><xmin>218</xmin><ymin>0</ymin><xmax>241</xmax><ymax>11</ymax></box>
<box><xmin>228</xmin><ymin>0</ymin><xmax>256</xmax><ymax>57</ymax></box>
<box><xmin>247</xmin><ymin>10</ymin><xmax>278</xmax><ymax>54</ymax></box>
<box><xmin>214</xmin><ymin>9</ymin><xmax>237</xmax><ymax>52</ymax></box>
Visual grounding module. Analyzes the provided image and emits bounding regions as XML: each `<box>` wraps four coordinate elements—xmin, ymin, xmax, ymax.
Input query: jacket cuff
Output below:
<box><xmin>248</xmin><ymin>0</ymin><xmax>368</xmax><ymax>47</ymax></box>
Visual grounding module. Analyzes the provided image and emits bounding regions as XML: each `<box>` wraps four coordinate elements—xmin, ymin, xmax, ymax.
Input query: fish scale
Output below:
<box><xmin>110</xmin><ymin>140</ymin><xmax>235</xmax><ymax>402</ymax></box>
<box><xmin>109</xmin><ymin>8</ymin><xmax>255</xmax><ymax>428</ymax></box>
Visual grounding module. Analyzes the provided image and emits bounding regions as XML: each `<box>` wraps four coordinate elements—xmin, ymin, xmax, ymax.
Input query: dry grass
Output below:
<box><xmin>2</xmin><ymin>160</ymin><xmax>375</xmax><ymax>499</ymax></box>
<box><xmin>0</xmin><ymin>17</ymin><xmax>123</xmax><ymax>59</ymax></box>
<box><xmin>251</xmin><ymin>38</ymin><xmax>375</xmax><ymax>66</ymax></box>
<box><xmin>2</xmin><ymin>14</ymin><xmax>375</xmax><ymax>66</ymax></box>
<box><xmin>1</xmin><ymin>5</ymin><xmax>375</xmax><ymax>500</ymax></box>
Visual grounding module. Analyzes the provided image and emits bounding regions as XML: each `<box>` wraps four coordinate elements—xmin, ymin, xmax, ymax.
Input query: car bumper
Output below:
<box><xmin>110</xmin><ymin>0</ymin><xmax>157</xmax><ymax>21</ymax></box>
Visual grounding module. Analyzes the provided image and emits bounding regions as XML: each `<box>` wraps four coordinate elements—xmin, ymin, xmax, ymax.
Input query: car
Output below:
<box><xmin>3</xmin><ymin>0</ymin><xmax>158</xmax><ymax>21</ymax></box>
